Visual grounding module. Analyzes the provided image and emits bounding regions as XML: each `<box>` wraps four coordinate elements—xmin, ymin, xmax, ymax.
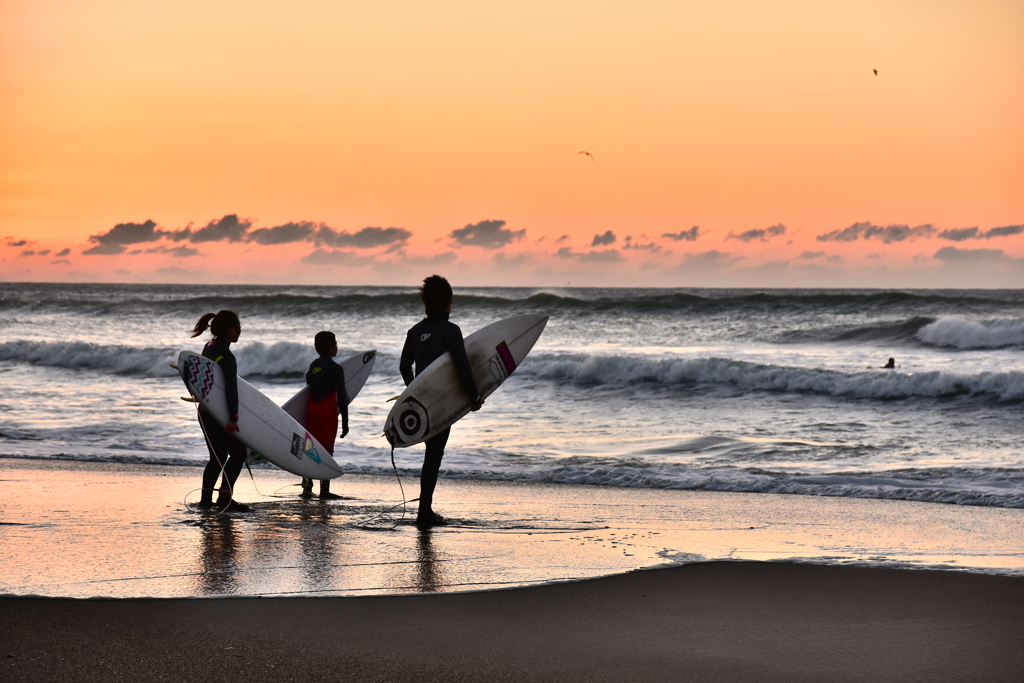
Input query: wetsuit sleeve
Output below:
<box><xmin>449</xmin><ymin>326</ymin><xmax>480</xmax><ymax>401</ymax></box>
<box><xmin>399</xmin><ymin>329</ymin><xmax>416</xmax><ymax>386</ymax></box>
<box><xmin>220</xmin><ymin>353</ymin><xmax>239</xmax><ymax>421</ymax></box>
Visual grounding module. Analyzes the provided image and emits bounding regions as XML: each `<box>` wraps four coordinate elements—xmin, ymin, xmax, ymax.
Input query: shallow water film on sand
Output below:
<box><xmin>3</xmin><ymin>463</ymin><xmax>1022</xmax><ymax>598</ymax></box>
<box><xmin>2</xmin><ymin>283</ymin><xmax>1022</xmax><ymax>508</ymax></box>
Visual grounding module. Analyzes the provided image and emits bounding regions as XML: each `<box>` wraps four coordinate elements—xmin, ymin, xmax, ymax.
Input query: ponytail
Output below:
<box><xmin>191</xmin><ymin>310</ymin><xmax>240</xmax><ymax>338</ymax></box>
<box><xmin>191</xmin><ymin>313</ymin><xmax>216</xmax><ymax>338</ymax></box>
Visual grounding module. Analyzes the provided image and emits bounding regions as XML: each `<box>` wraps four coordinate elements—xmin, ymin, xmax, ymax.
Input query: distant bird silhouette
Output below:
<box><xmin>578</xmin><ymin>151</ymin><xmax>594</xmax><ymax>161</ymax></box>
<box><xmin>873</xmin><ymin>69</ymin><xmax>878</xmax><ymax>76</ymax></box>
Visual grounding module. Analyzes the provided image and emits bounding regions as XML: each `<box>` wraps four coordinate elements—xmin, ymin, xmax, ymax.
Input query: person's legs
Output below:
<box><xmin>319</xmin><ymin>478</ymin><xmax>341</xmax><ymax>499</ymax></box>
<box><xmin>199</xmin><ymin>409</ymin><xmax>227</xmax><ymax>505</ymax></box>
<box><xmin>216</xmin><ymin>434</ymin><xmax>247</xmax><ymax>505</ymax></box>
<box><xmin>197</xmin><ymin>409</ymin><xmax>250</xmax><ymax>511</ymax></box>
<box><xmin>418</xmin><ymin>427</ymin><xmax>451</xmax><ymax>523</ymax></box>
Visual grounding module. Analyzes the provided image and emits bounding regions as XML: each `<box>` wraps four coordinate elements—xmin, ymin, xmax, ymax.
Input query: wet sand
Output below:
<box><xmin>3</xmin><ymin>460</ymin><xmax>1023</xmax><ymax>600</ymax></box>
<box><xmin>2</xmin><ymin>459</ymin><xmax>1024</xmax><ymax>680</ymax></box>
<box><xmin>2</xmin><ymin>562</ymin><xmax>1023</xmax><ymax>682</ymax></box>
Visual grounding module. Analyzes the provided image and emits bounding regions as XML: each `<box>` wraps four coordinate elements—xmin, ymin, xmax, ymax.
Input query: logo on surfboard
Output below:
<box><xmin>186</xmin><ymin>355</ymin><xmax>216</xmax><ymax>399</ymax></box>
<box><xmin>290</xmin><ymin>431</ymin><xmax>322</xmax><ymax>464</ymax></box>
<box><xmin>388</xmin><ymin>397</ymin><xmax>429</xmax><ymax>446</ymax></box>
<box><xmin>488</xmin><ymin>341</ymin><xmax>516</xmax><ymax>384</ymax></box>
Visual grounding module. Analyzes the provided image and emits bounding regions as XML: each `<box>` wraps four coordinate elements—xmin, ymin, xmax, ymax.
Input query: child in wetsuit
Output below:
<box><xmin>300</xmin><ymin>331</ymin><xmax>349</xmax><ymax>499</ymax></box>
<box><xmin>191</xmin><ymin>310</ymin><xmax>251</xmax><ymax>512</ymax></box>
<box><xmin>399</xmin><ymin>275</ymin><xmax>484</xmax><ymax>528</ymax></box>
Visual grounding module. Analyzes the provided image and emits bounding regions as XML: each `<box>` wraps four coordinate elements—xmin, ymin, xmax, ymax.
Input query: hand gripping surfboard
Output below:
<box><xmin>383</xmin><ymin>314</ymin><xmax>548</xmax><ymax>448</ymax></box>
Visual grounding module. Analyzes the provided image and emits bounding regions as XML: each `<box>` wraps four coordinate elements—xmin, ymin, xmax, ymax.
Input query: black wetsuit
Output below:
<box><xmin>306</xmin><ymin>356</ymin><xmax>350</xmax><ymax>413</ymax></box>
<box><xmin>305</xmin><ymin>355</ymin><xmax>349</xmax><ymax>448</ymax></box>
<box><xmin>399</xmin><ymin>313</ymin><xmax>480</xmax><ymax>517</ymax></box>
<box><xmin>199</xmin><ymin>337</ymin><xmax>246</xmax><ymax>505</ymax></box>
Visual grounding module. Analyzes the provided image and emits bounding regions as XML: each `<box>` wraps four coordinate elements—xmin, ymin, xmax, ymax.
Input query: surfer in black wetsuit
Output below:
<box><xmin>191</xmin><ymin>310</ymin><xmax>250</xmax><ymax>512</ymax></box>
<box><xmin>300</xmin><ymin>331</ymin><xmax>349</xmax><ymax>500</ymax></box>
<box><xmin>400</xmin><ymin>275</ymin><xmax>484</xmax><ymax>528</ymax></box>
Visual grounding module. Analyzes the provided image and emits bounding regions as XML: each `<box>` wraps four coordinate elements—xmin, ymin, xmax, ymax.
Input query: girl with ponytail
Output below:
<box><xmin>190</xmin><ymin>310</ymin><xmax>250</xmax><ymax>512</ymax></box>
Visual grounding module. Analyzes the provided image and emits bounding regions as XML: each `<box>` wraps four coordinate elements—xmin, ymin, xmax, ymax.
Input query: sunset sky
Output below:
<box><xmin>2</xmin><ymin>0</ymin><xmax>1022</xmax><ymax>287</ymax></box>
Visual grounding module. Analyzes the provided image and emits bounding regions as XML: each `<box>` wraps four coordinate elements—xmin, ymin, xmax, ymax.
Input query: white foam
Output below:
<box><xmin>0</xmin><ymin>340</ymin><xmax>178</xmax><ymax>377</ymax></box>
<box><xmin>0</xmin><ymin>339</ymin><xmax>396</xmax><ymax>379</ymax></box>
<box><xmin>520</xmin><ymin>353</ymin><xmax>1024</xmax><ymax>401</ymax></box>
<box><xmin>916</xmin><ymin>317</ymin><xmax>1024</xmax><ymax>349</ymax></box>
<box><xmin>335</xmin><ymin>449</ymin><xmax>1024</xmax><ymax>509</ymax></box>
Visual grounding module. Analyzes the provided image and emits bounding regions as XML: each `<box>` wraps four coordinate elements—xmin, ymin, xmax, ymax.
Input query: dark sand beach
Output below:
<box><xmin>3</xmin><ymin>562</ymin><xmax>1023</xmax><ymax>682</ymax></box>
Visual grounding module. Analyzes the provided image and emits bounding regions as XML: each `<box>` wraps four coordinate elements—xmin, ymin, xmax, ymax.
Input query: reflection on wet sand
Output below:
<box><xmin>297</xmin><ymin>501</ymin><xmax>338</xmax><ymax>593</ymax></box>
<box><xmin>6</xmin><ymin>464</ymin><xmax>1021</xmax><ymax>599</ymax></box>
<box><xmin>196</xmin><ymin>516</ymin><xmax>238</xmax><ymax>595</ymax></box>
<box><xmin>415</xmin><ymin>529</ymin><xmax>443</xmax><ymax>592</ymax></box>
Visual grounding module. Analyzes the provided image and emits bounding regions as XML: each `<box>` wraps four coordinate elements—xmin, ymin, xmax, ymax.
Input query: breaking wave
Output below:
<box><xmin>0</xmin><ymin>340</ymin><xmax>391</xmax><ymax>379</ymax></box>
<box><xmin>519</xmin><ymin>352</ymin><xmax>1024</xmax><ymax>402</ymax></box>
<box><xmin>4</xmin><ymin>339</ymin><xmax>1023</xmax><ymax>402</ymax></box>
<box><xmin>916</xmin><ymin>317</ymin><xmax>1024</xmax><ymax>349</ymax></box>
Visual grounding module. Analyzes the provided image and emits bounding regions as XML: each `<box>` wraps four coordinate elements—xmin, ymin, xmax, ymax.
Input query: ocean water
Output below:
<box><xmin>2</xmin><ymin>283</ymin><xmax>1023</xmax><ymax>508</ymax></box>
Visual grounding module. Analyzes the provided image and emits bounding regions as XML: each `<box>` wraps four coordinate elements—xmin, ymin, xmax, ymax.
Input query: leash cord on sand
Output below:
<box><xmin>352</xmin><ymin>443</ymin><xmax>410</xmax><ymax>529</ymax></box>
<box><xmin>242</xmin><ymin>457</ymin><xmax>265</xmax><ymax>497</ymax></box>
<box><xmin>392</xmin><ymin>442</ymin><xmax>407</xmax><ymax>524</ymax></box>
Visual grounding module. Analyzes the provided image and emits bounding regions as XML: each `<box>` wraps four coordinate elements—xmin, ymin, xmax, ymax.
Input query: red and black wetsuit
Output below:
<box><xmin>305</xmin><ymin>355</ymin><xmax>349</xmax><ymax>455</ymax></box>
<box><xmin>399</xmin><ymin>313</ymin><xmax>480</xmax><ymax>516</ymax></box>
<box><xmin>199</xmin><ymin>337</ymin><xmax>246</xmax><ymax>505</ymax></box>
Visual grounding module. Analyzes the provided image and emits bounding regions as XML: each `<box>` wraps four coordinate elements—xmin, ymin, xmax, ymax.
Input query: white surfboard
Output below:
<box><xmin>280</xmin><ymin>350</ymin><xmax>377</xmax><ymax>427</ymax></box>
<box><xmin>177</xmin><ymin>351</ymin><xmax>343</xmax><ymax>480</ymax></box>
<box><xmin>383</xmin><ymin>314</ymin><xmax>548</xmax><ymax>448</ymax></box>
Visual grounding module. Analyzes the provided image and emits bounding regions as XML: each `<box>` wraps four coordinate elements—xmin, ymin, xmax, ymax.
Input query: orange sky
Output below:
<box><xmin>2</xmin><ymin>0</ymin><xmax>1022</xmax><ymax>287</ymax></box>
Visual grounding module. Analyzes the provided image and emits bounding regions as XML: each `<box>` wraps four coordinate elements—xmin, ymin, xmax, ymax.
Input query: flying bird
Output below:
<box><xmin>578</xmin><ymin>151</ymin><xmax>594</xmax><ymax>161</ymax></box>
<box><xmin>873</xmin><ymin>69</ymin><xmax>878</xmax><ymax>76</ymax></box>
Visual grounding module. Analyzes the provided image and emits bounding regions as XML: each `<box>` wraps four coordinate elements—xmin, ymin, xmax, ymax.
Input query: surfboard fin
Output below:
<box><xmin>169</xmin><ymin>363</ymin><xmax>179</xmax><ymax>370</ymax></box>
<box><xmin>180</xmin><ymin>396</ymin><xmax>199</xmax><ymax>403</ymax></box>
<box><xmin>386</xmin><ymin>395</ymin><xmax>400</xmax><ymax>402</ymax></box>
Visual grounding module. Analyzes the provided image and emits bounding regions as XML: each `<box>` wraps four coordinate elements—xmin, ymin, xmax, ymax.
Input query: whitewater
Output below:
<box><xmin>1</xmin><ymin>283</ymin><xmax>1022</xmax><ymax>508</ymax></box>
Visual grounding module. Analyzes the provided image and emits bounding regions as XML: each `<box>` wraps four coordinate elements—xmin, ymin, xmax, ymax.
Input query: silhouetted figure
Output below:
<box><xmin>191</xmin><ymin>310</ymin><xmax>250</xmax><ymax>513</ymax></box>
<box><xmin>882</xmin><ymin>358</ymin><xmax>895</xmax><ymax>369</ymax></box>
<box><xmin>299</xmin><ymin>330</ymin><xmax>349</xmax><ymax>500</ymax></box>
<box><xmin>400</xmin><ymin>275</ymin><xmax>483</xmax><ymax>529</ymax></box>
<box><xmin>873</xmin><ymin>69</ymin><xmax>878</xmax><ymax>76</ymax></box>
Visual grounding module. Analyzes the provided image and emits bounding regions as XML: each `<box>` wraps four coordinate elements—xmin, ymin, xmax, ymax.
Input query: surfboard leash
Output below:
<box><xmin>391</xmin><ymin>442</ymin><xmax>407</xmax><ymax>526</ymax></box>
<box><xmin>242</xmin><ymin>457</ymin><xmax>266</xmax><ymax>498</ymax></box>
<box><xmin>183</xmin><ymin>401</ymin><xmax>234</xmax><ymax>516</ymax></box>
<box><xmin>350</xmin><ymin>443</ymin><xmax>412</xmax><ymax>529</ymax></box>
